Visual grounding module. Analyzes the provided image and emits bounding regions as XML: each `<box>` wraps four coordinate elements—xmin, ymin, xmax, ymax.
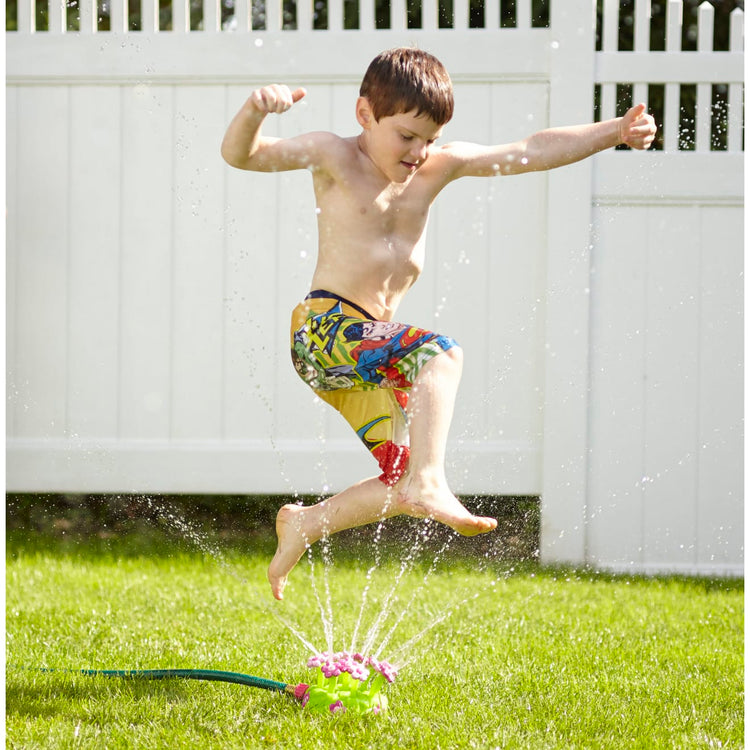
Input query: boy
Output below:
<box><xmin>221</xmin><ymin>48</ymin><xmax>656</xmax><ymax>600</ymax></box>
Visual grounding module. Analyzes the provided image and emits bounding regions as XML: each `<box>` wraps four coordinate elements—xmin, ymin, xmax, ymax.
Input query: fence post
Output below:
<box><xmin>727</xmin><ymin>8</ymin><xmax>744</xmax><ymax>151</ymax></box>
<box><xmin>540</xmin><ymin>2</ymin><xmax>597</xmax><ymax>566</ymax></box>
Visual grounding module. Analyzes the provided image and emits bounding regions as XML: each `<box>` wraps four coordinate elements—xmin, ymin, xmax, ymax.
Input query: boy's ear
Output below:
<box><xmin>355</xmin><ymin>96</ymin><xmax>375</xmax><ymax>129</ymax></box>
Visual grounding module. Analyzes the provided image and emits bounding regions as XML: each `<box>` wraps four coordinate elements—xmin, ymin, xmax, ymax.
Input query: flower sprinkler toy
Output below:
<box><xmin>297</xmin><ymin>652</ymin><xmax>398</xmax><ymax>715</ymax></box>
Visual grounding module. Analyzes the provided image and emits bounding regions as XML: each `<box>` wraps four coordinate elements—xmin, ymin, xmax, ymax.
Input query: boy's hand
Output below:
<box><xmin>619</xmin><ymin>103</ymin><xmax>657</xmax><ymax>150</ymax></box>
<box><xmin>249</xmin><ymin>84</ymin><xmax>307</xmax><ymax>115</ymax></box>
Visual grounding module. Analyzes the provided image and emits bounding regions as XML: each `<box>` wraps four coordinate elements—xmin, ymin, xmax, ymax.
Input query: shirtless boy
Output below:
<box><xmin>221</xmin><ymin>47</ymin><xmax>656</xmax><ymax>600</ymax></box>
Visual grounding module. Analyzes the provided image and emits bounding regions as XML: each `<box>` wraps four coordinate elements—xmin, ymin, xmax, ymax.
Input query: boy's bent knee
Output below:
<box><xmin>422</xmin><ymin>343</ymin><xmax>462</xmax><ymax>377</ymax></box>
<box><xmin>446</xmin><ymin>343</ymin><xmax>462</xmax><ymax>361</ymax></box>
<box><xmin>441</xmin><ymin>343</ymin><xmax>463</xmax><ymax>368</ymax></box>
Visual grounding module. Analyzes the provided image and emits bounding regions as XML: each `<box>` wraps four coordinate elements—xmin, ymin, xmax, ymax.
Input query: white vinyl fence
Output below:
<box><xmin>6</xmin><ymin>0</ymin><xmax>743</xmax><ymax>575</ymax></box>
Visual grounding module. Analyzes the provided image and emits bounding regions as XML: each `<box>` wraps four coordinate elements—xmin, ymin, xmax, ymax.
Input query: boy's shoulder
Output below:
<box><xmin>299</xmin><ymin>131</ymin><xmax>359</xmax><ymax>176</ymax></box>
<box><xmin>303</xmin><ymin>130</ymin><xmax>356</xmax><ymax>153</ymax></box>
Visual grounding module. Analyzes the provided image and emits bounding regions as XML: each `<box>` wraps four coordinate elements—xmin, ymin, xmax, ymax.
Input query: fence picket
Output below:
<box><xmin>231</xmin><ymin>0</ymin><xmax>251</xmax><ymax>30</ymax></box>
<box><xmin>141</xmin><ymin>0</ymin><xmax>160</xmax><ymax>31</ymax></box>
<box><xmin>296</xmin><ymin>0</ymin><xmax>312</xmax><ymax>30</ymax></box>
<box><xmin>391</xmin><ymin>0</ymin><xmax>407</xmax><ymax>31</ymax></box>
<box><xmin>48</xmin><ymin>0</ymin><xmax>66</xmax><ymax>32</ymax></box>
<box><xmin>328</xmin><ymin>0</ymin><xmax>343</xmax><ymax>30</ymax></box>
<box><xmin>359</xmin><ymin>0</ymin><xmax>374</xmax><ymax>30</ymax></box>
<box><xmin>728</xmin><ymin>8</ymin><xmax>744</xmax><ymax>151</ymax></box>
<box><xmin>484</xmin><ymin>0</ymin><xmax>498</xmax><ymax>29</ymax></box>
<box><xmin>600</xmin><ymin>0</ymin><xmax>619</xmax><ymax>121</ymax></box>
<box><xmin>695</xmin><ymin>2</ymin><xmax>714</xmax><ymax>151</ymax></box>
<box><xmin>109</xmin><ymin>0</ymin><xmax>129</xmax><ymax>32</ymax></box>
<box><xmin>171</xmin><ymin>0</ymin><xmax>189</xmax><ymax>31</ymax></box>
<box><xmin>516</xmin><ymin>0</ymin><xmax>531</xmax><ymax>28</ymax></box>
<box><xmin>422</xmin><ymin>0</ymin><xmax>437</xmax><ymax>30</ymax></box>
<box><xmin>633</xmin><ymin>0</ymin><xmax>651</xmax><ymax>106</ymax></box>
<box><xmin>634</xmin><ymin>0</ymin><xmax>651</xmax><ymax>49</ymax></box>
<box><xmin>79</xmin><ymin>0</ymin><xmax>97</xmax><ymax>32</ymax></box>
<box><xmin>663</xmin><ymin>0</ymin><xmax>683</xmax><ymax>152</ymax></box>
<box><xmin>204</xmin><ymin>0</ymin><xmax>221</xmax><ymax>30</ymax></box>
<box><xmin>17</xmin><ymin>0</ymin><xmax>33</xmax><ymax>32</ymax></box>
<box><xmin>265</xmin><ymin>0</ymin><xmax>281</xmax><ymax>30</ymax></box>
<box><xmin>453</xmin><ymin>0</ymin><xmax>470</xmax><ymax>29</ymax></box>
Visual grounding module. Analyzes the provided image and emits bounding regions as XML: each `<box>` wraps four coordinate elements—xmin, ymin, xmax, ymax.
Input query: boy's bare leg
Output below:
<box><xmin>268</xmin><ymin>347</ymin><xmax>496</xmax><ymax>600</ymax></box>
<box><xmin>268</xmin><ymin>476</ymin><xmax>399</xmax><ymax>600</ymax></box>
<box><xmin>395</xmin><ymin>346</ymin><xmax>498</xmax><ymax>535</ymax></box>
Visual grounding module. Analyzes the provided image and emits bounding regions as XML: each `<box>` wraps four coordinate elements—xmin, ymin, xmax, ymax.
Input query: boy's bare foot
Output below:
<box><xmin>267</xmin><ymin>504</ymin><xmax>310</xmax><ymax>600</ymax></box>
<box><xmin>394</xmin><ymin>477</ymin><xmax>497</xmax><ymax>536</ymax></box>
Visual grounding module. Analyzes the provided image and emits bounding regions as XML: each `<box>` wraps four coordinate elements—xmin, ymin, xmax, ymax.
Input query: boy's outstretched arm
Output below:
<box><xmin>221</xmin><ymin>84</ymin><xmax>313</xmax><ymax>171</ymax></box>
<box><xmin>445</xmin><ymin>103</ymin><xmax>657</xmax><ymax>179</ymax></box>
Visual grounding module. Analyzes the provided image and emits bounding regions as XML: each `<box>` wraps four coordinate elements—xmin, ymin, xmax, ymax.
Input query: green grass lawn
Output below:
<box><xmin>6</xmin><ymin>513</ymin><xmax>744</xmax><ymax>750</ymax></box>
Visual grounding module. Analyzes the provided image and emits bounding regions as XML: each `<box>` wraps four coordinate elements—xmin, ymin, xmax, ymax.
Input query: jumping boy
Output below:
<box><xmin>221</xmin><ymin>48</ymin><xmax>656</xmax><ymax>600</ymax></box>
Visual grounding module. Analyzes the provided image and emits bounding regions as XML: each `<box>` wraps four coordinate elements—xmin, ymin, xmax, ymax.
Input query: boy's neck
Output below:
<box><xmin>356</xmin><ymin>133</ymin><xmax>392</xmax><ymax>184</ymax></box>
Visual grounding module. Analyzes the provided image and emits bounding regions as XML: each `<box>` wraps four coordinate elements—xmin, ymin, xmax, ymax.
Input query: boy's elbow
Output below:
<box><xmin>220</xmin><ymin>143</ymin><xmax>247</xmax><ymax>170</ymax></box>
<box><xmin>220</xmin><ymin>140</ymin><xmax>236</xmax><ymax>166</ymax></box>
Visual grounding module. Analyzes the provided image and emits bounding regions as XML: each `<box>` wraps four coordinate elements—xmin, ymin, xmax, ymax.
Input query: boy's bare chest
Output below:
<box><xmin>321</xmin><ymin>178</ymin><xmax>430</xmax><ymax>240</ymax></box>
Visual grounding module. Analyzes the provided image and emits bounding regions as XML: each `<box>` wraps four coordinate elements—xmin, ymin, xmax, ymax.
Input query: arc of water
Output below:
<box><xmin>306</xmin><ymin>538</ymin><xmax>335</xmax><ymax>653</ymax></box>
<box><xmin>140</xmin><ymin>496</ymin><xmax>244</xmax><ymax>583</ymax></box>
<box><xmin>372</xmin><ymin>535</ymin><xmax>456</xmax><ymax>659</ymax></box>
<box><xmin>134</xmin><ymin>495</ymin><xmax>323</xmax><ymax>658</ymax></box>
<box><xmin>358</xmin><ymin>556</ymin><xmax>411</xmax><ymax>656</ymax></box>
<box><xmin>317</xmin><ymin>525</ymin><xmax>336</xmax><ymax>653</ymax></box>
<box><xmin>389</xmin><ymin>589</ymin><xmax>485</xmax><ymax>666</ymax></box>
<box><xmin>267</xmin><ymin>609</ymin><xmax>320</xmax><ymax>655</ymax></box>
<box><xmin>347</xmin><ymin>494</ymin><xmax>396</xmax><ymax>652</ymax></box>
<box><xmin>358</xmin><ymin>521</ymin><xmax>438</xmax><ymax>656</ymax></box>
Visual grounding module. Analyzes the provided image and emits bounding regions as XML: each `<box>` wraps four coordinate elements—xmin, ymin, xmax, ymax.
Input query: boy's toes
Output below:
<box><xmin>268</xmin><ymin>572</ymin><xmax>286</xmax><ymax>600</ymax></box>
<box><xmin>455</xmin><ymin>514</ymin><xmax>497</xmax><ymax>536</ymax></box>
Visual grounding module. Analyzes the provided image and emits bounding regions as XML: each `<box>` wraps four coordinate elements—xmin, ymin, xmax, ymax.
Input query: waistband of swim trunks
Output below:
<box><xmin>305</xmin><ymin>290</ymin><xmax>376</xmax><ymax>320</ymax></box>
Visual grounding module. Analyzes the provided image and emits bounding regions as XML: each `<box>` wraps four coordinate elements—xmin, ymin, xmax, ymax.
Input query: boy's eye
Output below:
<box><xmin>400</xmin><ymin>133</ymin><xmax>413</xmax><ymax>141</ymax></box>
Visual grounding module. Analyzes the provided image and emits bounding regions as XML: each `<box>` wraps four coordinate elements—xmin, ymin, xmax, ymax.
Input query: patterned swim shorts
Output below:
<box><xmin>290</xmin><ymin>290</ymin><xmax>458</xmax><ymax>485</ymax></box>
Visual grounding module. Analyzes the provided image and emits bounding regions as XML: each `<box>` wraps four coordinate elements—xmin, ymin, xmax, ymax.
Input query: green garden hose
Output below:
<box><xmin>42</xmin><ymin>667</ymin><xmax>305</xmax><ymax>699</ymax></box>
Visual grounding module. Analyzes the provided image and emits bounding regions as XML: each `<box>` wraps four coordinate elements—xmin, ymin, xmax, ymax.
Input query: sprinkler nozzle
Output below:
<box><xmin>299</xmin><ymin>651</ymin><xmax>397</xmax><ymax>716</ymax></box>
<box><xmin>286</xmin><ymin>682</ymin><xmax>309</xmax><ymax>701</ymax></box>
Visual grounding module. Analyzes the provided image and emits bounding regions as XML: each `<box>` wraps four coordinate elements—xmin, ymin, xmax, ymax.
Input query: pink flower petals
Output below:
<box><xmin>329</xmin><ymin>700</ymin><xmax>345</xmax><ymax>714</ymax></box>
<box><xmin>301</xmin><ymin>650</ymin><xmax>398</xmax><ymax>716</ymax></box>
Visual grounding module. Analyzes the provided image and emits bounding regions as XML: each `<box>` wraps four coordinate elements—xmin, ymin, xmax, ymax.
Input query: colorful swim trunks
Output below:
<box><xmin>290</xmin><ymin>290</ymin><xmax>458</xmax><ymax>485</ymax></box>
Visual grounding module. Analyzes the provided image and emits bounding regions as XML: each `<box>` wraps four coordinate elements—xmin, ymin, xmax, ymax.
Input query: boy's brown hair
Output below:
<box><xmin>359</xmin><ymin>47</ymin><xmax>454</xmax><ymax>126</ymax></box>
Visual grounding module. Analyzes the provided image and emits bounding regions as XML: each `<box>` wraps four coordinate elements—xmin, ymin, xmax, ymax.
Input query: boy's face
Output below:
<box><xmin>357</xmin><ymin>100</ymin><xmax>444</xmax><ymax>183</ymax></box>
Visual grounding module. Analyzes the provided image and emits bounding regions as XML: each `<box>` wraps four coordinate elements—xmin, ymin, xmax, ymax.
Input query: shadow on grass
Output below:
<box><xmin>6</xmin><ymin>492</ymin><xmax>540</xmax><ymax>566</ymax></box>
<box><xmin>6</xmin><ymin>670</ymin><xmax>222</xmax><ymax>719</ymax></box>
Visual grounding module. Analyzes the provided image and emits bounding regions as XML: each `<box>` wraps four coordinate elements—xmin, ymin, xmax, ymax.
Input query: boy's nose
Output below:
<box><xmin>411</xmin><ymin>142</ymin><xmax>429</xmax><ymax>162</ymax></box>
